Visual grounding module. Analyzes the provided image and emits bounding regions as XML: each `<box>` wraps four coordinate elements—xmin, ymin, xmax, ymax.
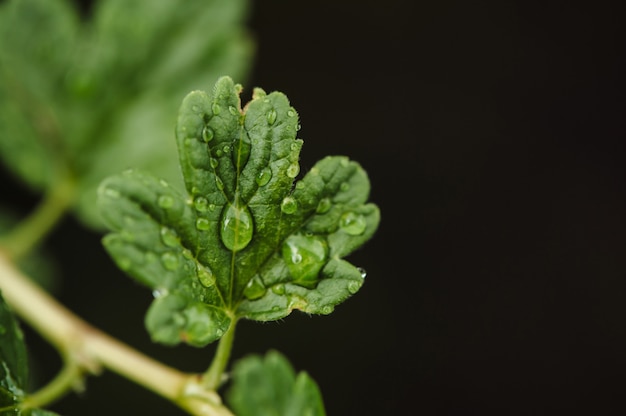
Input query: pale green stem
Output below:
<box><xmin>202</xmin><ymin>317</ymin><xmax>238</xmax><ymax>390</ymax></box>
<box><xmin>0</xmin><ymin>173</ymin><xmax>75</xmax><ymax>260</ymax></box>
<box><xmin>0</xmin><ymin>253</ymin><xmax>234</xmax><ymax>416</ymax></box>
<box><xmin>20</xmin><ymin>357</ymin><xmax>83</xmax><ymax>411</ymax></box>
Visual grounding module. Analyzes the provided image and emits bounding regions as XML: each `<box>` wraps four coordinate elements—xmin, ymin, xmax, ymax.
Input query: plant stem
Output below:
<box><xmin>202</xmin><ymin>317</ymin><xmax>237</xmax><ymax>390</ymax></box>
<box><xmin>0</xmin><ymin>253</ymin><xmax>233</xmax><ymax>415</ymax></box>
<box><xmin>0</xmin><ymin>173</ymin><xmax>75</xmax><ymax>261</ymax></box>
<box><xmin>20</xmin><ymin>357</ymin><xmax>83</xmax><ymax>411</ymax></box>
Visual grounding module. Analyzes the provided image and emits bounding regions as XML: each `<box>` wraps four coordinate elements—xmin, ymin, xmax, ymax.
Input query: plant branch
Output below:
<box><xmin>202</xmin><ymin>316</ymin><xmax>237</xmax><ymax>390</ymax></box>
<box><xmin>0</xmin><ymin>253</ymin><xmax>234</xmax><ymax>416</ymax></box>
<box><xmin>0</xmin><ymin>172</ymin><xmax>75</xmax><ymax>261</ymax></box>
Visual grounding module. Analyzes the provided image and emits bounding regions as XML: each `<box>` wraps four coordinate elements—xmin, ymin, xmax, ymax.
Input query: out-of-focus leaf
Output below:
<box><xmin>0</xmin><ymin>0</ymin><xmax>254</xmax><ymax>229</ymax></box>
<box><xmin>226</xmin><ymin>350</ymin><xmax>326</xmax><ymax>416</ymax></box>
<box><xmin>98</xmin><ymin>76</ymin><xmax>380</xmax><ymax>347</ymax></box>
<box><xmin>0</xmin><ymin>293</ymin><xmax>61</xmax><ymax>415</ymax></box>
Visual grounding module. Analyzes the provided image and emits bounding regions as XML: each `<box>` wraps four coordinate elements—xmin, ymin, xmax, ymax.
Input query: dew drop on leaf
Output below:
<box><xmin>161</xmin><ymin>252</ymin><xmax>179</xmax><ymax>270</ymax></box>
<box><xmin>286</xmin><ymin>163</ymin><xmax>300</xmax><ymax>178</ymax></box>
<box><xmin>287</xmin><ymin>109</ymin><xmax>296</xmax><ymax>117</ymax></box>
<box><xmin>316</xmin><ymin>197</ymin><xmax>331</xmax><ymax>214</ymax></box>
<box><xmin>210</xmin><ymin>158</ymin><xmax>219</xmax><ymax>168</ymax></box>
<box><xmin>357</xmin><ymin>267</ymin><xmax>367</xmax><ymax>278</ymax></box>
<box><xmin>339</xmin><ymin>212</ymin><xmax>367</xmax><ymax>235</ymax></box>
<box><xmin>256</xmin><ymin>167</ymin><xmax>272</xmax><ymax>186</ymax></box>
<box><xmin>340</xmin><ymin>182</ymin><xmax>350</xmax><ymax>192</ymax></box>
<box><xmin>194</xmin><ymin>197</ymin><xmax>209</xmax><ymax>212</ymax></box>
<box><xmin>271</xmin><ymin>283</ymin><xmax>286</xmax><ymax>295</ymax></box>
<box><xmin>220</xmin><ymin>203</ymin><xmax>254</xmax><ymax>251</ymax></box>
<box><xmin>243</xmin><ymin>275</ymin><xmax>266</xmax><ymax>300</ymax></box>
<box><xmin>196</xmin><ymin>218</ymin><xmax>210</xmax><ymax>231</ymax></box>
<box><xmin>211</xmin><ymin>102</ymin><xmax>221</xmax><ymax>115</ymax></box>
<box><xmin>347</xmin><ymin>281</ymin><xmax>361</xmax><ymax>294</ymax></box>
<box><xmin>202</xmin><ymin>126</ymin><xmax>214</xmax><ymax>142</ymax></box>
<box><xmin>157</xmin><ymin>195</ymin><xmax>174</xmax><ymax>209</ymax></box>
<box><xmin>103</xmin><ymin>188</ymin><xmax>120</xmax><ymax>198</ymax></box>
<box><xmin>160</xmin><ymin>227</ymin><xmax>179</xmax><ymax>247</ymax></box>
<box><xmin>228</xmin><ymin>105</ymin><xmax>238</xmax><ymax>115</ymax></box>
<box><xmin>280</xmin><ymin>196</ymin><xmax>297</xmax><ymax>214</ymax></box>
<box><xmin>197</xmin><ymin>264</ymin><xmax>215</xmax><ymax>288</ymax></box>
<box><xmin>215</xmin><ymin>177</ymin><xmax>224</xmax><ymax>190</ymax></box>
<box><xmin>282</xmin><ymin>234</ymin><xmax>328</xmax><ymax>288</ymax></box>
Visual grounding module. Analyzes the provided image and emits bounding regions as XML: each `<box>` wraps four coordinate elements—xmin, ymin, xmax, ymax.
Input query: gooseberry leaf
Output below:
<box><xmin>0</xmin><ymin>0</ymin><xmax>253</xmax><ymax>229</ymax></box>
<box><xmin>226</xmin><ymin>350</ymin><xmax>326</xmax><ymax>416</ymax></box>
<box><xmin>97</xmin><ymin>76</ymin><xmax>380</xmax><ymax>347</ymax></box>
<box><xmin>0</xmin><ymin>292</ymin><xmax>62</xmax><ymax>415</ymax></box>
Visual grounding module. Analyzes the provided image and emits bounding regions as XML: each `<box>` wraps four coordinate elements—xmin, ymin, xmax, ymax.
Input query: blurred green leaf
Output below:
<box><xmin>0</xmin><ymin>0</ymin><xmax>254</xmax><ymax>229</ymax></box>
<box><xmin>0</xmin><ymin>293</ymin><xmax>61</xmax><ymax>416</ymax></box>
<box><xmin>226</xmin><ymin>350</ymin><xmax>326</xmax><ymax>416</ymax></box>
<box><xmin>98</xmin><ymin>76</ymin><xmax>380</xmax><ymax>346</ymax></box>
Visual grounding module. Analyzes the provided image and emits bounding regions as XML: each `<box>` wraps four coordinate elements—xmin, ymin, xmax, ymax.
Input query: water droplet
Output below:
<box><xmin>267</xmin><ymin>109</ymin><xmax>277</xmax><ymax>125</ymax></box>
<box><xmin>153</xmin><ymin>288</ymin><xmax>168</xmax><ymax>298</ymax></box>
<box><xmin>197</xmin><ymin>264</ymin><xmax>215</xmax><ymax>287</ymax></box>
<box><xmin>339</xmin><ymin>212</ymin><xmax>367</xmax><ymax>235</ymax></box>
<box><xmin>321</xmin><ymin>305</ymin><xmax>334</xmax><ymax>314</ymax></box>
<box><xmin>272</xmin><ymin>283</ymin><xmax>286</xmax><ymax>295</ymax></box>
<box><xmin>104</xmin><ymin>188</ymin><xmax>120</xmax><ymax>198</ymax></box>
<box><xmin>229</xmin><ymin>105</ymin><xmax>238</xmax><ymax>115</ymax></box>
<box><xmin>281</xmin><ymin>196</ymin><xmax>298</xmax><ymax>214</ymax></box>
<box><xmin>158</xmin><ymin>195</ymin><xmax>174</xmax><ymax>209</ymax></box>
<box><xmin>243</xmin><ymin>275</ymin><xmax>266</xmax><ymax>300</ymax></box>
<box><xmin>316</xmin><ymin>197</ymin><xmax>331</xmax><ymax>214</ymax></box>
<box><xmin>282</xmin><ymin>234</ymin><xmax>328</xmax><ymax>288</ymax></box>
<box><xmin>194</xmin><ymin>197</ymin><xmax>209</xmax><ymax>212</ymax></box>
<box><xmin>357</xmin><ymin>267</ymin><xmax>367</xmax><ymax>278</ymax></box>
<box><xmin>222</xmin><ymin>145</ymin><xmax>230</xmax><ymax>153</ymax></box>
<box><xmin>348</xmin><ymin>281</ymin><xmax>361</xmax><ymax>294</ymax></box>
<box><xmin>340</xmin><ymin>182</ymin><xmax>350</xmax><ymax>192</ymax></box>
<box><xmin>160</xmin><ymin>227</ymin><xmax>179</xmax><ymax>247</ymax></box>
<box><xmin>220</xmin><ymin>203</ymin><xmax>254</xmax><ymax>251</ymax></box>
<box><xmin>161</xmin><ymin>252</ymin><xmax>179</xmax><ymax>271</ymax></box>
<box><xmin>215</xmin><ymin>177</ymin><xmax>224</xmax><ymax>190</ymax></box>
<box><xmin>196</xmin><ymin>218</ymin><xmax>210</xmax><ymax>231</ymax></box>
<box><xmin>286</xmin><ymin>163</ymin><xmax>300</xmax><ymax>178</ymax></box>
<box><xmin>296</xmin><ymin>123</ymin><xmax>301</xmax><ymax>131</ymax></box>
<box><xmin>202</xmin><ymin>126</ymin><xmax>214</xmax><ymax>142</ymax></box>
<box><xmin>210</xmin><ymin>158</ymin><xmax>219</xmax><ymax>168</ymax></box>
<box><xmin>287</xmin><ymin>109</ymin><xmax>296</xmax><ymax>117</ymax></box>
<box><xmin>182</xmin><ymin>249</ymin><xmax>194</xmax><ymax>260</ymax></box>
<box><xmin>216</xmin><ymin>149</ymin><xmax>223</xmax><ymax>157</ymax></box>
<box><xmin>256</xmin><ymin>167</ymin><xmax>272</xmax><ymax>186</ymax></box>
<box><xmin>208</xmin><ymin>203</ymin><xmax>216</xmax><ymax>211</ymax></box>
<box><xmin>211</xmin><ymin>102</ymin><xmax>221</xmax><ymax>115</ymax></box>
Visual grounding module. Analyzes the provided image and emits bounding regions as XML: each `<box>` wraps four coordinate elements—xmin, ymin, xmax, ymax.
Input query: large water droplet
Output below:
<box><xmin>197</xmin><ymin>264</ymin><xmax>215</xmax><ymax>287</ymax></box>
<box><xmin>196</xmin><ymin>218</ymin><xmax>210</xmax><ymax>231</ymax></box>
<box><xmin>161</xmin><ymin>252</ymin><xmax>179</xmax><ymax>271</ymax></box>
<box><xmin>157</xmin><ymin>195</ymin><xmax>174</xmax><ymax>209</ymax></box>
<box><xmin>220</xmin><ymin>203</ymin><xmax>254</xmax><ymax>251</ymax></box>
<box><xmin>202</xmin><ymin>126</ymin><xmax>214</xmax><ymax>142</ymax></box>
<box><xmin>160</xmin><ymin>227</ymin><xmax>179</xmax><ymax>247</ymax></box>
<box><xmin>256</xmin><ymin>167</ymin><xmax>272</xmax><ymax>186</ymax></box>
<box><xmin>271</xmin><ymin>283</ymin><xmax>286</xmax><ymax>295</ymax></box>
<box><xmin>267</xmin><ymin>109</ymin><xmax>277</xmax><ymax>125</ymax></box>
<box><xmin>243</xmin><ymin>275</ymin><xmax>266</xmax><ymax>300</ymax></box>
<box><xmin>339</xmin><ymin>212</ymin><xmax>367</xmax><ymax>235</ymax></box>
<box><xmin>282</xmin><ymin>234</ymin><xmax>328</xmax><ymax>288</ymax></box>
<box><xmin>281</xmin><ymin>196</ymin><xmax>298</xmax><ymax>214</ymax></box>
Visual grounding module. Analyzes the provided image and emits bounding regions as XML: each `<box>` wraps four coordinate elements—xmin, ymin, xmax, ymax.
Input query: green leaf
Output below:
<box><xmin>0</xmin><ymin>293</ymin><xmax>61</xmax><ymax>416</ymax></box>
<box><xmin>226</xmin><ymin>350</ymin><xmax>326</xmax><ymax>416</ymax></box>
<box><xmin>98</xmin><ymin>76</ymin><xmax>380</xmax><ymax>346</ymax></box>
<box><xmin>0</xmin><ymin>0</ymin><xmax>254</xmax><ymax>229</ymax></box>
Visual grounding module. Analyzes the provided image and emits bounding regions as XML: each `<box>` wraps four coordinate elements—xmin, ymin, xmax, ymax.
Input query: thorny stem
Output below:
<box><xmin>0</xmin><ymin>253</ymin><xmax>234</xmax><ymax>416</ymax></box>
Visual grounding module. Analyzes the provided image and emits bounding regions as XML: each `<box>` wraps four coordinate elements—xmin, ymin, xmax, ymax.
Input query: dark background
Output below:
<box><xmin>4</xmin><ymin>1</ymin><xmax>626</xmax><ymax>415</ymax></box>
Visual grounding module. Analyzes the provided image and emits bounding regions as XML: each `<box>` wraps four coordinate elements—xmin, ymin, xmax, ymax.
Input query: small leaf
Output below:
<box><xmin>226</xmin><ymin>350</ymin><xmax>326</xmax><ymax>416</ymax></box>
<box><xmin>98</xmin><ymin>76</ymin><xmax>380</xmax><ymax>346</ymax></box>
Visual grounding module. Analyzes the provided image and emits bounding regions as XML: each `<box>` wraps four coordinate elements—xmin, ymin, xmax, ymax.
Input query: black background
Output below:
<box><xmin>3</xmin><ymin>1</ymin><xmax>626</xmax><ymax>415</ymax></box>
